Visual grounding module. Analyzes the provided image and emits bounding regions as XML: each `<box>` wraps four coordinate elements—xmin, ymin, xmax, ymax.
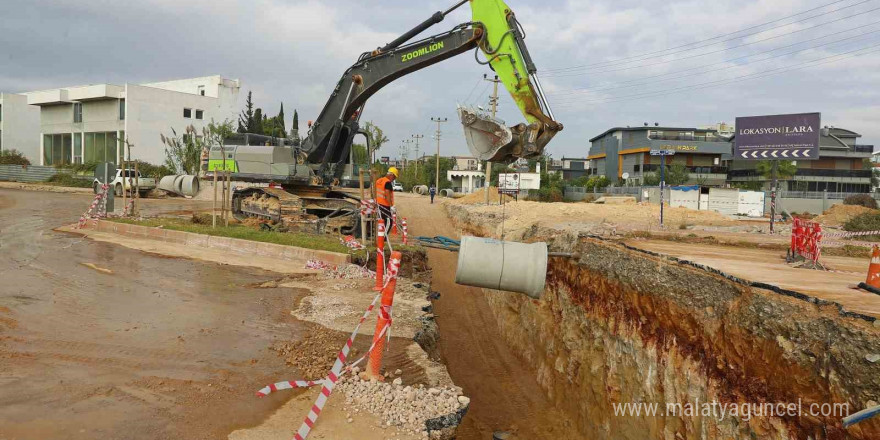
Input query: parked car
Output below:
<box><xmin>94</xmin><ymin>169</ymin><xmax>156</xmax><ymax>197</ymax></box>
<box><xmin>392</xmin><ymin>181</ymin><xmax>404</xmax><ymax>192</ymax></box>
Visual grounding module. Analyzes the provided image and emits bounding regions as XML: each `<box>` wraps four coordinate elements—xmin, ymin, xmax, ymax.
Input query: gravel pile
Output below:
<box><xmin>337</xmin><ymin>368</ymin><xmax>469</xmax><ymax>439</ymax></box>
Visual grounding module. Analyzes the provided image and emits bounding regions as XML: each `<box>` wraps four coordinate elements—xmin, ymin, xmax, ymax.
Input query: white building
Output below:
<box><xmin>26</xmin><ymin>75</ymin><xmax>240</xmax><ymax>166</ymax></box>
<box><xmin>447</xmin><ymin>169</ymin><xmax>485</xmax><ymax>194</ymax></box>
<box><xmin>0</xmin><ymin>93</ymin><xmax>41</xmax><ymax>159</ymax></box>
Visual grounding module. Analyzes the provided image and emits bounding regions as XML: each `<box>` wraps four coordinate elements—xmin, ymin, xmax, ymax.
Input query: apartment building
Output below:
<box><xmin>0</xmin><ymin>93</ymin><xmax>41</xmax><ymax>158</ymax></box>
<box><xmin>26</xmin><ymin>75</ymin><xmax>240</xmax><ymax>166</ymax></box>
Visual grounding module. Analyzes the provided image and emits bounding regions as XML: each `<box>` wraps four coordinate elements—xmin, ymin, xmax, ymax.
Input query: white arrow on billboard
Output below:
<box><xmin>781</xmin><ymin>150</ymin><xmax>789</xmax><ymax>158</ymax></box>
<box><xmin>771</xmin><ymin>150</ymin><xmax>778</xmax><ymax>158</ymax></box>
<box><xmin>792</xmin><ymin>150</ymin><xmax>800</xmax><ymax>157</ymax></box>
<box><xmin>761</xmin><ymin>151</ymin><xmax>768</xmax><ymax>158</ymax></box>
<box><xmin>741</xmin><ymin>151</ymin><xmax>749</xmax><ymax>158</ymax></box>
<box><xmin>802</xmin><ymin>149</ymin><xmax>810</xmax><ymax>157</ymax></box>
<box><xmin>751</xmin><ymin>151</ymin><xmax>759</xmax><ymax>158</ymax></box>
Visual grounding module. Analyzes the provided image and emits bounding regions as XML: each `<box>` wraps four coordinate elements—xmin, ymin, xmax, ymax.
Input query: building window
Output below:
<box><xmin>83</xmin><ymin>132</ymin><xmax>118</xmax><ymax>163</ymax></box>
<box><xmin>43</xmin><ymin>133</ymin><xmax>72</xmax><ymax>166</ymax></box>
<box><xmin>119</xmin><ymin>99</ymin><xmax>125</xmax><ymax>120</ymax></box>
<box><xmin>633</xmin><ymin>164</ymin><xmax>640</xmax><ymax>172</ymax></box>
<box><xmin>183</xmin><ymin>108</ymin><xmax>192</xmax><ymax>118</ymax></box>
<box><xmin>198</xmin><ymin>85</ymin><xmax>205</xmax><ymax>96</ymax></box>
<box><xmin>74</xmin><ymin>133</ymin><xmax>82</xmax><ymax>164</ymax></box>
<box><xmin>73</xmin><ymin>103</ymin><xmax>82</xmax><ymax>123</ymax></box>
<box><xmin>195</xmin><ymin>109</ymin><xmax>204</xmax><ymax>120</ymax></box>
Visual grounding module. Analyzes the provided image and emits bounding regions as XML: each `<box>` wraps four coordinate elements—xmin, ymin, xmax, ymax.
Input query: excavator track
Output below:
<box><xmin>232</xmin><ymin>186</ymin><xmax>362</xmax><ymax>236</ymax></box>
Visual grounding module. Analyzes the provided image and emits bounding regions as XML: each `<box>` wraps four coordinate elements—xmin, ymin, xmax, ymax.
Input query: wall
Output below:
<box><xmin>0</xmin><ymin>93</ymin><xmax>41</xmax><ymax>160</ymax></box>
<box><xmin>125</xmin><ymin>83</ymin><xmax>240</xmax><ymax>165</ymax></box>
<box><xmin>447</xmin><ymin>210</ymin><xmax>880</xmax><ymax>439</ymax></box>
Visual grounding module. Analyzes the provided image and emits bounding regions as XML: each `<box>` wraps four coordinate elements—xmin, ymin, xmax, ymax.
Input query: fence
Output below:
<box><xmin>0</xmin><ymin>164</ymin><xmax>93</xmax><ymax>184</ymax></box>
<box><xmin>0</xmin><ymin>164</ymin><xmax>60</xmax><ymax>183</ymax></box>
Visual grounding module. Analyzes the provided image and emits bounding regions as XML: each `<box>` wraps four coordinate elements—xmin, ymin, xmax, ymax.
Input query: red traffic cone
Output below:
<box><xmin>866</xmin><ymin>246</ymin><xmax>880</xmax><ymax>289</ymax></box>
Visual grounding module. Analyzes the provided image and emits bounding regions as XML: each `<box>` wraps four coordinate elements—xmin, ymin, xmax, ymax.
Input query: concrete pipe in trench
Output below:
<box><xmin>454</xmin><ymin>236</ymin><xmax>548</xmax><ymax>299</ymax></box>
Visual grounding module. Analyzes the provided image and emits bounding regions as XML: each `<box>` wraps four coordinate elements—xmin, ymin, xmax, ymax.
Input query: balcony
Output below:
<box><xmin>648</xmin><ymin>134</ymin><xmax>729</xmax><ymax>143</ymax></box>
<box><xmin>641</xmin><ymin>165</ymin><xmax>728</xmax><ymax>174</ymax></box>
<box><xmin>728</xmin><ymin>169</ymin><xmax>871</xmax><ymax>179</ymax></box>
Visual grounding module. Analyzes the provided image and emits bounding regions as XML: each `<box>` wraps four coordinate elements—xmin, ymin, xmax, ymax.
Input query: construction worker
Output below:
<box><xmin>376</xmin><ymin>167</ymin><xmax>399</xmax><ymax>232</ymax></box>
<box><xmin>429</xmin><ymin>185</ymin><xmax>436</xmax><ymax>204</ymax></box>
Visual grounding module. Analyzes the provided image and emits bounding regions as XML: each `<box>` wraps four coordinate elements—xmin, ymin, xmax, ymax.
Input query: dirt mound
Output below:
<box><xmin>814</xmin><ymin>204</ymin><xmax>875</xmax><ymax>227</ymax></box>
<box><xmin>450</xmin><ymin>187</ymin><xmax>514</xmax><ymax>205</ymax></box>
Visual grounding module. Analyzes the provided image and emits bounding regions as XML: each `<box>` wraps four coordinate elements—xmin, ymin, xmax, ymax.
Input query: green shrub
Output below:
<box><xmin>844</xmin><ymin>211</ymin><xmax>880</xmax><ymax>232</ymax></box>
<box><xmin>843</xmin><ymin>194</ymin><xmax>878</xmax><ymax>209</ymax></box>
<box><xmin>46</xmin><ymin>173</ymin><xmax>93</xmax><ymax>188</ymax></box>
<box><xmin>0</xmin><ymin>149</ymin><xmax>31</xmax><ymax>166</ymax></box>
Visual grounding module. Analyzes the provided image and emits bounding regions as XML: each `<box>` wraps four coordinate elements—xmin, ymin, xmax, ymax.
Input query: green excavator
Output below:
<box><xmin>210</xmin><ymin>0</ymin><xmax>562</xmax><ymax>236</ymax></box>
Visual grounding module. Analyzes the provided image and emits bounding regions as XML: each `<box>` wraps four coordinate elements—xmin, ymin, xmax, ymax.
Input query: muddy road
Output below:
<box><xmin>0</xmin><ymin>189</ymin><xmax>307</xmax><ymax>439</ymax></box>
<box><xmin>395</xmin><ymin>193</ymin><xmax>578</xmax><ymax>439</ymax></box>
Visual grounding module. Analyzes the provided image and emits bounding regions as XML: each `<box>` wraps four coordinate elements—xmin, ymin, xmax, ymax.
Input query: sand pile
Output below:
<box><xmin>450</xmin><ymin>187</ymin><xmax>514</xmax><ymax>205</ymax></box>
<box><xmin>814</xmin><ymin>204</ymin><xmax>875</xmax><ymax>227</ymax></box>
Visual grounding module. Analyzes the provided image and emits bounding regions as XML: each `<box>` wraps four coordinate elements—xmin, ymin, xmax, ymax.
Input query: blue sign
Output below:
<box><xmin>735</xmin><ymin>112</ymin><xmax>820</xmax><ymax>160</ymax></box>
<box><xmin>650</xmin><ymin>149</ymin><xmax>676</xmax><ymax>156</ymax></box>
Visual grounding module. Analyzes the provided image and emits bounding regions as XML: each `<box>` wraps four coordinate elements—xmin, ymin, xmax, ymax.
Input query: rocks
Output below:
<box><xmin>337</xmin><ymin>375</ymin><xmax>468</xmax><ymax>437</ymax></box>
<box><xmin>866</xmin><ymin>353</ymin><xmax>880</xmax><ymax>363</ymax></box>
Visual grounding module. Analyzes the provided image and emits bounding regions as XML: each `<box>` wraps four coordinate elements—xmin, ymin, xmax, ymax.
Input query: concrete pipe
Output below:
<box><xmin>158</xmin><ymin>175</ymin><xmax>200</xmax><ymax>197</ymax></box>
<box><xmin>454</xmin><ymin>236</ymin><xmax>548</xmax><ymax>299</ymax></box>
<box><xmin>412</xmin><ymin>185</ymin><xmax>428</xmax><ymax>195</ymax></box>
<box><xmin>440</xmin><ymin>189</ymin><xmax>454</xmax><ymax>198</ymax></box>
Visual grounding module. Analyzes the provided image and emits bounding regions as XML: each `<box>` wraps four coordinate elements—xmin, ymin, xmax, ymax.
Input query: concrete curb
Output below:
<box><xmin>87</xmin><ymin>220</ymin><xmax>350</xmax><ymax>265</ymax></box>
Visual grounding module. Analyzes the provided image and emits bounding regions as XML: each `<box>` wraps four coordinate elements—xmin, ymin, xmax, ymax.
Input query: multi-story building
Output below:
<box><xmin>588</xmin><ymin>126</ymin><xmax>730</xmax><ymax>185</ymax></box>
<box><xmin>559</xmin><ymin>157</ymin><xmax>590</xmax><ymax>180</ymax></box>
<box><xmin>0</xmin><ymin>93</ymin><xmax>41</xmax><ymax>158</ymax></box>
<box><xmin>451</xmin><ymin>156</ymin><xmax>480</xmax><ymax>171</ymax></box>
<box><xmin>25</xmin><ymin>75</ymin><xmax>240</xmax><ymax>166</ymax></box>
<box><xmin>728</xmin><ymin>126</ymin><xmax>873</xmax><ymax>192</ymax></box>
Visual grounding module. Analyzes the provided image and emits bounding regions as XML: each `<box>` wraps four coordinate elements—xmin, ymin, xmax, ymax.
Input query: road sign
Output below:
<box><xmin>735</xmin><ymin>112</ymin><xmax>820</xmax><ymax>160</ymax></box>
<box><xmin>650</xmin><ymin>149</ymin><xmax>676</xmax><ymax>156</ymax></box>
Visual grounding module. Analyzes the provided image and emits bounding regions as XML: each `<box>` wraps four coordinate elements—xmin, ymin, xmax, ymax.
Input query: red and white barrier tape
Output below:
<box><xmin>360</xmin><ymin>199</ymin><xmax>376</xmax><ymax>217</ymax></box>
<box><xmin>402</xmin><ymin>218</ymin><xmax>408</xmax><ymax>245</ymax></box>
<box><xmin>256</xmin><ymin>256</ymin><xmax>401</xmax><ymax>440</ymax></box>
<box><xmin>77</xmin><ymin>184</ymin><xmax>109</xmax><ymax>229</ymax></box>
<box><xmin>824</xmin><ymin>230</ymin><xmax>880</xmax><ymax>238</ymax></box>
<box><xmin>340</xmin><ymin>235</ymin><xmax>366</xmax><ymax>250</ymax></box>
<box><xmin>305</xmin><ymin>260</ymin><xmax>335</xmax><ymax>271</ymax></box>
<box><xmin>821</xmin><ymin>240</ymin><xmax>880</xmax><ymax>248</ymax></box>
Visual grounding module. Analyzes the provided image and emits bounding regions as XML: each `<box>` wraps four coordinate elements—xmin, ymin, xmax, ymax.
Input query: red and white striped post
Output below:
<box><xmin>402</xmin><ymin>218</ymin><xmax>408</xmax><ymax>245</ymax></box>
<box><xmin>374</xmin><ymin>219</ymin><xmax>385</xmax><ymax>291</ymax></box>
<box><xmin>363</xmin><ymin>251</ymin><xmax>401</xmax><ymax>381</ymax></box>
<box><xmin>390</xmin><ymin>210</ymin><xmax>399</xmax><ymax>236</ymax></box>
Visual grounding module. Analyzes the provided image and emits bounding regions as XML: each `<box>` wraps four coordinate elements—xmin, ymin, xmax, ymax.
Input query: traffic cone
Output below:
<box><xmin>865</xmin><ymin>245</ymin><xmax>880</xmax><ymax>289</ymax></box>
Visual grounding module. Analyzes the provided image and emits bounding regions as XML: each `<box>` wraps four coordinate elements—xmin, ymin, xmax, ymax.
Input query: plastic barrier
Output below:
<box><xmin>790</xmin><ymin>218</ymin><xmax>822</xmax><ymax>263</ymax></box>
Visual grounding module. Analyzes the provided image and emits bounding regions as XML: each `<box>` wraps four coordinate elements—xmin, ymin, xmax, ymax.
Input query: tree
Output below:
<box><xmin>253</xmin><ymin>108</ymin><xmax>264</xmax><ymax>135</ymax></box>
<box><xmin>363</xmin><ymin>121</ymin><xmax>389</xmax><ymax>161</ymax></box>
<box><xmin>161</xmin><ymin>125</ymin><xmax>203</xmax><ymax>174</ymax></box>
<box><xmin>756</xmin><ymin>160</ymin><xmax>797</xmax><ymax>181</ymax></box>
<box><xmin>352</xmin><ymin>143</ymin><xmax>369</xmax><ymax>165</ymax></box>
<box><xmin>666</xmin><ymin>164</ymin><xmax>690</xmax><ymax>185</ymax></box>
<box><xmin>238</xmin><ymin>91</ymin><xmax>255</xmax><ymax>133</ymax></box>
<box><xmin>290</xmin><ymin>109</ymin><xmax>301</xmax><ymax>145</ymax></box>
<box><xmin>277</xmin><ymin>103</ymin><xmax>286</xmax><ymax>136</ymax></box>
<box><xmin>202</xmin><ymin>119</ymin><xmax>236</xmax><ymax>168</ymax></box>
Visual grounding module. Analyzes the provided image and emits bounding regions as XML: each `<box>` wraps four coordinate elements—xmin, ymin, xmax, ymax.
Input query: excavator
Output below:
<box><xmin>210</xmin><ymin>0</ymin><xmax>563</xmax><ymax>235</ymax></box>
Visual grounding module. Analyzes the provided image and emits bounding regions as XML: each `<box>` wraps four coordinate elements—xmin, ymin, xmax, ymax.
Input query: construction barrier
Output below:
<box><xmin>374</xmin><ymin>219</ymin><xmax>385</xmax><ymax>291</ymax></box>
<box><xmin>77</xmin><ymin>184</ymin><xmax>109</xmax><ymax>229</ymax></box>
<box><xmin>255</xmin><ymin>253</ymin><xmax>402</xmax><ymax>440</ymax></box>
<box><xmin>390</xmin><ymin>210</ymin><xmax>399</xmax><ymax>236</ymax></box>
<box><xmin>360</xmin><ymin>199</ymin><xmax>376</xmax><ymax>217</ymax></box>
<box><xmin>401</xmin><ymin>218</ymin><xmax>408</xmax><ymax>245</ymax></box>
<box><xmin>790</xmin><ymin>217</ymin><xmax>822</xmax><ymax>263</ymax></box>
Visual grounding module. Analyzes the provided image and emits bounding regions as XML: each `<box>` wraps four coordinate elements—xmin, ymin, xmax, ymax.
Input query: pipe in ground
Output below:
<box><xmin>454</xmin><ymin>236</ymin><xmax>548</xmax><ymax>299</ymax></box>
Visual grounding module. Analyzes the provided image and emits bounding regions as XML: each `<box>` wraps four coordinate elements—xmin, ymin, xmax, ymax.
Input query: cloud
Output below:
<box><xmin>0</xmin><ymin>0</ymin><xmax>877</xmax><ymax>160</ymax></box>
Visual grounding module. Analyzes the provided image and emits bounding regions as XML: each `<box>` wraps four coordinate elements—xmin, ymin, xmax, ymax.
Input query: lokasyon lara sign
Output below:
<box><xmin>734</xmin><ymin>112</ymin><xmax>821</xmax><ymax>160</ymax></box>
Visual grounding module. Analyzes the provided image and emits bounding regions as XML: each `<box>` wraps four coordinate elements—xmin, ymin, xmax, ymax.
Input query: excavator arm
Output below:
<box><xmin>300</xmin><ymin>0</ymin><xmax>562</xmax><ymax>184</ymax></box>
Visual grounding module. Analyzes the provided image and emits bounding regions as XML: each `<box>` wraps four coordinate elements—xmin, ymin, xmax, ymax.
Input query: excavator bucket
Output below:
<box><xmin>459</xmin><ymin>105</ymin><xmax>555</xmax><ymax>163</ymax></box>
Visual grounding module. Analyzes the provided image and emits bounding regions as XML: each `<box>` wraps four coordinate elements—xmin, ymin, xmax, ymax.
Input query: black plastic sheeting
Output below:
<box><xmin>578</xmin><ymin>234</ymin><xmax>877</xmax><ymax>324</ymax></box>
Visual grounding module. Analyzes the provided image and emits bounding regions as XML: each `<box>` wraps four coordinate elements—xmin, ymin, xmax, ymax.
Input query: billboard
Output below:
<box><xmin>734</xmin><ymin>112</ymin><xmax>820</xmax><ymax>160</ymax></box>
<box><xmin>498</xmin><ymin>173</ymin><xmax>520</xmax><ymax>192</ymax></box>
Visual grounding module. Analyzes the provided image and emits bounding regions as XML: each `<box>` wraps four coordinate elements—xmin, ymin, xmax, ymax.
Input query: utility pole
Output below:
<box><xmin>402</xmin><ymin>139</ymin><xmax>413</xmax><ymax>170</ymax></box>
<box><xmin>484</xmin><ymin>73</ymin><xmax>500</xmax><ymax>204</ymax></box>
<box><xmin>412</xmin><ymin>134</ymin><xmax>424</xmax><ymax>179</ymax></box>
<box><xmin>431</xmin><ymin>117</ymin><xmax>447</xmax><ymax>191</ymax></box>
<box><xmin>770</xmin><ymin>160</ymin><xmax>779</xmax><ymax>233</ymax></box>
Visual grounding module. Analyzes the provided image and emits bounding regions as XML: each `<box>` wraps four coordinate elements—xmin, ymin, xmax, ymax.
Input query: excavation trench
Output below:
<box><xmin>424</xmin><ymin>198</ymin><xmax>880</xmax><ymax>440</ymax></box>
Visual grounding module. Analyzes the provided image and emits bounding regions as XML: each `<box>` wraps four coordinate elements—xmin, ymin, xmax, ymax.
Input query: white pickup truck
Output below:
<box><xmin>93</xmin><ymin>169</ymin><xmax>156</xmax><ymax>196</ymax></box>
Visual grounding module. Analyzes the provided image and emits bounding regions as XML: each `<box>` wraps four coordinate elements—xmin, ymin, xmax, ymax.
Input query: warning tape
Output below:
<box><xmin>360</xmin><ymin>199</ymin><xmax>377</xmax><ymax>217</ymax></box>
<box><xmin>257</xmin><ymin>256</ymin><xmax>400</xmax><ymax>440</ymax></box>
<box><xmin>401</xmin><ymin>218</ymin><xmax>408</xmax><ymax>245</ymax></box>
<box><xmin>821</xmin><ymin>240</ymin><xmax>880</xmax><ymax>248</ymax></box>
<box><xmin>340</xmin><ymin>235</ymin><xmax>366</xmax><ymax>250</ymax></box>
<box><xmin>824</xmin><ymin>230</ymin><xmax>880</xmax><ymax>238</ymax></box>
<box><xmin>77</xmin><ymin>184</ymin><xmax>109</xmax><ymax>229</ymax></box>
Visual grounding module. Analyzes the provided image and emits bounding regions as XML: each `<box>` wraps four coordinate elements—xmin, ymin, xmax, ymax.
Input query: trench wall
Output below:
<box><xmin>449</xmin><ymin>209</ymin><xmax>880</xmax><ymax>439</ymax></box>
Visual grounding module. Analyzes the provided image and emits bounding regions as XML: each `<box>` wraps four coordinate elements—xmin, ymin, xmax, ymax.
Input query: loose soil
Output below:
<box><xmin>814</xmin><ymin>203</ymin><xmax>876</xmax><ymax>227</ymax></box>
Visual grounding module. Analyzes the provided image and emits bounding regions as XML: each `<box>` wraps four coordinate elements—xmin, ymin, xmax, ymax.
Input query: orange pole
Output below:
<box><xmin>374</xmin><ymin>219</ymin><xmax>385</xmax><ymax>291</ymax></box>
<box><xmin>364</xmin><ymin>250</ymin><xmax>401</xmax><ymax>381</ymax></box>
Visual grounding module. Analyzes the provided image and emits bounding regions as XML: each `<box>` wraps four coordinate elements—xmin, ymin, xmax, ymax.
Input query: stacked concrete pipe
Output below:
<box><xmin>412</xmin><ymin>185</ymin><xmax>429</xmax><ymax>195</ymax></box>
<box><xmin>158</xmin><ymin>175</ymin><xmax>200</xmax><ymax>197</ymax></box>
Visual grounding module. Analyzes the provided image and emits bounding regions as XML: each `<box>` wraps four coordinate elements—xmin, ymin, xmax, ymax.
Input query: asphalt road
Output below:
<box><xmin>0</xmin><ymin>189</ymin><xmax>307</xmax><ymax>439</ymax></box>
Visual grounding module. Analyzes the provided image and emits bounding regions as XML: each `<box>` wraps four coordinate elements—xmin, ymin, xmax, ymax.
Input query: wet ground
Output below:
<box><xmin>395</xmin><ymin>193</ymin><xmax>579</xmax><ymax>439</ymax></box>
<box><xmin>0</xmin><ymin>189</ymin><xmax>308</xmax><ymax>439</ymax></box>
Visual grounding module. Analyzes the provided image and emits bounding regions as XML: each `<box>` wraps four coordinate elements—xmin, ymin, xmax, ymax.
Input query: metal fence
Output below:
<box><xmin>0</xmin><ymin>164</ymin><xmax>60</xmax><ymax>183</ymax></box>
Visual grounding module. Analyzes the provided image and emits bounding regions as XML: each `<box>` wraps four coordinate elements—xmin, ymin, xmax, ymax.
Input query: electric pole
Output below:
<box><xmin>402</xmin><ymin>139</ymin><xmax>413</xmax><ymax>170</ymax></box>
<box><xmin>412</xmin><ymin>134</ymin><xmax>424</xmax><ymax>179</ymax></box>
<box><xmin>431</xmin><ymin>117</ymin><xmax>447</xmax><ymax>191</ymax></box>
<box><xmin>484</xmin><ymin>73</ymin><xmax>500</xmax><ymax>204</ymax></box>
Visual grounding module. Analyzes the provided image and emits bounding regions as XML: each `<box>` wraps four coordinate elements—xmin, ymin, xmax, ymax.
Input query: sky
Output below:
<box><xmin>2</xmin><ymin>0</ymin><xmax>879</xmax><ymax>160</ymax></box>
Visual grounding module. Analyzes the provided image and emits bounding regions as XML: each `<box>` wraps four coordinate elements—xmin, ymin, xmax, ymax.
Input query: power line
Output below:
<box><xmin>552</xmin><ymin>41</ymin><xmax>880</xmax><ymax>107</ymax></box>
<box><xmin>544</xmin><ymin>0</ymin><xmax>878</xmax><ymax>76</ymax></box>
<box><xmin>460</xmin><ymin>77</ymin><xmax>482</xmax><ymax>104</ymax></box>
<box><xmin>548</xmin><ymin>24</ymin><xmax>880</xmax><ymax>97</ymax></box>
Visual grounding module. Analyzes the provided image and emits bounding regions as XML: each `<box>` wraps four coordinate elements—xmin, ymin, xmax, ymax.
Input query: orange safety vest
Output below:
<box><xmin>376</xmin><ymin>176</ymin><xmax>394</xmax><ymax>207</ymax></box>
